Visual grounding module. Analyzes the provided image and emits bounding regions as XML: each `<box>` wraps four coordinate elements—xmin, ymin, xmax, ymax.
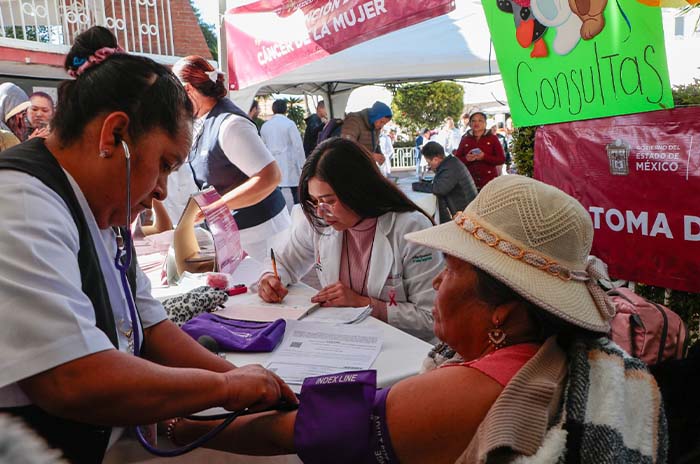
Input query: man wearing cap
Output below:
<box><xmin>341</xmin><ymin>101</ymin><xmax>392</xmax><ymax>166</ymax></box>
<box><xmin>0</xmin><ymin>83</ymin><xmax>30</xmax><ymax>146</ymax></box>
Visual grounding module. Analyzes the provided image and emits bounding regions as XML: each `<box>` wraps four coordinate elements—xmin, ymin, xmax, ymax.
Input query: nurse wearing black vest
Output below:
<box><xmin>0</xmin><ymin>27</ymin><xmax>294</xmax><ymax>463</ymax></box>
<box><xmin>172</xmin><ymin>56</ymin><xmax>291</xmax><ymax>263</ymax></box>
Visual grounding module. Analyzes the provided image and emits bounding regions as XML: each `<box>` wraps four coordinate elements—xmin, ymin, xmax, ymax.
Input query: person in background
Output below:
<box><xmin>341</xmin><ymin>101</ymin><xmax>392</xmax><ymax>167</ymax></box>
<box><xmin>0</xmin><ymin>26</ymin><xmax>294</xmax><ymax>463</ymax></box>
<box><xmin>0</xmin><ymin>83</ymin><xmax>29</xmax><ymax>147</ymax></box>
<box><xmin>303</xmin><ymin>100</ymin><xmax>327</xmax><ymax>157</ymax></box>
<box><xmin>378</xmin><ymin>127</ymin><xmax>396</xmax><ymax>177</ymax></box>
<box><xmin>415</xmin><ymin>128</ymin><xmax>430</xmax><ymax>177</ymax></box>
<box><xmin>260</xmin><ymin>99</ymin><xmax>306</xmax><ymax>207</ymax></box>
<box><xmin>491</xmin><ymin>124</ymin><xmax>512</xmax><ymax>175</ymax></box>
<box><xmin>173</xmin><ymin>56</ymin><xmax>291</xmax><ymax>263</ymax></box>
<box><xmin>460</xmin><ymin>112</ymin><xmax>471</xmax><ymax>135</ymax></box>
<box><xmin>454</xmin><ymin>112</ymin><xmax>505</xmax><ymax>190</ymax></box>
<box><xmin>258</xmin><ymin>138</ymin><xmax>442</xmax><ymax>343</ymax></box>
<box><xmin>0</xmin><ymin>82</ymin><xmax>28</xmax><ymax>134</ymax></box>
<box><xmin>248</xmin><ymin>98</ymin><xmax>264</xmax><ymax>130</ymax></box>
<box><xmin>27</xmin><ymin>92</ymin><xmax>54</xmax><ymax>139</ymax></box>
<box><xmin>166</xmin><ymin>175</ymin><xmax>665</xmax><ymax>464</ymax></box>
<box><xmin>421</xmin><ymin>141</ymin><xmax>477</xmax><ymax>224</ymax></box>
<box><xmin>439</xmin><ymin>117</ymin><xmax>462</xmax><ymax>154</ymax></box>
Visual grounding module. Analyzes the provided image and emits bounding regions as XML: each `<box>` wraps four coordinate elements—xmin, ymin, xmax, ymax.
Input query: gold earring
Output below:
<box><xmin>487</xmin><ymin>317</ymin><xmax>507</xmax><ymax>350</ymax></box>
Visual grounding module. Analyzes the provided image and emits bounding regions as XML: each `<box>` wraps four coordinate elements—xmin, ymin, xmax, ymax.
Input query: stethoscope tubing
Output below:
<box><xmin>114</xmin><ymin>141</ymin><xmax>245</xmax><ymax>456</ymax></box>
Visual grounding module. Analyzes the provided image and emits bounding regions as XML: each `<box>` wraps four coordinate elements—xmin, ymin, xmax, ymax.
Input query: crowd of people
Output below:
<box><xmin>0</xmin><ymin>25</ymin><xmax>669</xmax><ymax>464</ymax></box>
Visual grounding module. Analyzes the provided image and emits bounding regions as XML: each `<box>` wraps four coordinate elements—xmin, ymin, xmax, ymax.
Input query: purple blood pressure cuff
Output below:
<box><xmin>294</xmin><ymin>370</ymin><xmax>399</xmax><ymax>464</ymax></box>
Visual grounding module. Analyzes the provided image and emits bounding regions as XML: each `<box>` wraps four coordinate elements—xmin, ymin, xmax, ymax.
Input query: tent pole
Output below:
<box><xmin>326</xmin><ymin>83</ymin><xmax>334</xmax><ymax>119</ymax></box>
<box><xmin>217</xmin><ymin>0</ymin><xmax>228</xmax><ymax>90</ymax></box>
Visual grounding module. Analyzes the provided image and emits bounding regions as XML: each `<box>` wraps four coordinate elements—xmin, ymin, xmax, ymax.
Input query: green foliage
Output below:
<box><xmin>511</xmin><ymin>126</ymin><xmax>537</xmax><ymax>177</ymax></box>
<box><xmin>390</xmin><ymin>82</ymin><xmax>464</xmax><ymax>133</ymax></box>
<box><xmin>190</xmin><ymin>1</ymin><xmax>218</xmax><ymax>61</ymax></box>
<box><xmin>4</xmin><ymin>25</ymin><xmax>50</xmax><ymax>42</ymax></box>
<box><xmin>284</xmin><ymin>97</ymin><xmax>306</xmax><ymax>135</ymax></box>
<box><xmin>672</xmin><ymin>78</ymin><xmax>700</xmax><ymax>107</ymax></box>
<box><xmin>509</xmin><ymin>79</ymin><xmax>700</xmax><ymax>339</ymax></box>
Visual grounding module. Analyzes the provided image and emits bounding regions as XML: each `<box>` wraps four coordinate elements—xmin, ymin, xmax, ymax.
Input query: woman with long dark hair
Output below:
<box><xmin>258</xmin><ymin>138</ymin><xmax>443</xmax><ymax>342</ymax></box>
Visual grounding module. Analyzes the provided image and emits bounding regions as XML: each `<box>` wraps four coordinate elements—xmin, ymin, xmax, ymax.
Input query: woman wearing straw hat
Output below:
<box><xmin>165</xmin><ymin>175</ymin><xmax>667</xmax><ymax>464</ymax></box>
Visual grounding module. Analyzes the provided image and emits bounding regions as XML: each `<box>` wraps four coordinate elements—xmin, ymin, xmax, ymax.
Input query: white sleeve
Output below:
<box><xmin>386</xmin><ymin>214</ymin><xmax>443</xmax><ymax>343</ymax></box>
<box><xmin>288</xmin><ymin>121</ymin><xmax>306</xmax><ymax>171</ymax></box>
<box><xmin>218</xmin><ymin>114</ymin><xmax>274</xmax><ymax>177</ymax></box>
<box><xmin>134</xmin><ymin>265</ymin><xmax>167</xmax><ymax>328</ymax></box>
<box><xmin>0</xmin><ymin>173</ymin><xmax>115</xmax><ymax>388</ymax></box>
<box><xmin>260</xmin><ymin>206</ymin><xmax>316</xmax><ymax>285</ymax></box>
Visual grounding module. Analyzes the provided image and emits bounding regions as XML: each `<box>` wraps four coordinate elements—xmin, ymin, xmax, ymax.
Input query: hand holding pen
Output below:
<box><xmin>257</xmin><ymin>248</ymin><xmax>289</xmax><ymax>303</ymax></box>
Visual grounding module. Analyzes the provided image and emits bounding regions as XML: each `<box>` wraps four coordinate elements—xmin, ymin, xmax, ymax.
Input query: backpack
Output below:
<box><xmin>609</xmin><ymin>287</ymin><xmax>687</xmax><ymax>365</ymax></box>
<box><xmin>317</xmin><ymin>118</ymin><xmax>343</xmax><ymax>144</ymax></box>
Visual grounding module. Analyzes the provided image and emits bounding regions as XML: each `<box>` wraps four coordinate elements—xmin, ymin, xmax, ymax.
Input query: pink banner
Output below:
<box><xmin>534</xmin><ymin>107</ymin><xmax>700</xmax><ymax>292</ymax></box>
<box><xmin>224</xmin><ymin>0</ymin><xmax>455</xmax><ymax>90</ymax></box>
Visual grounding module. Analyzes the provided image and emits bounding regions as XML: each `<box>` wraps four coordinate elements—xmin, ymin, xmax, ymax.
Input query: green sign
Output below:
<box><xmin>482</xmin><ymin>0</ymin><xmax>673</xmax><ymax>126</ymax></box>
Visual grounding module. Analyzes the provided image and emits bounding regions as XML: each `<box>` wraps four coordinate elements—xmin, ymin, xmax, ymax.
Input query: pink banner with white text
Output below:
<box><xmin>534</xmin><ymin>107</ymin><xmax>700</xmax><ymax>292</ymax></box>
<box><xmin>224</xmin><ymin>0</ymin><xmax>455</xmax><ymax>90</ymax></box>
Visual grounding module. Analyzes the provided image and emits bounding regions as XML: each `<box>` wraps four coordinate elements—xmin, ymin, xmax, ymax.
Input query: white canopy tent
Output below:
<box><xmin>222</xmin><ymin>0</ymin><xmax>500</xmax><ymax>116</ymax></box>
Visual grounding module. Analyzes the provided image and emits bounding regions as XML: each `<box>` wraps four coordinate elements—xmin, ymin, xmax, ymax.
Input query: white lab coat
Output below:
<box><xmin>267</xmin><ymin>207</ymin><xmax>443</xmax><ymax>343</ymax></box>
<box><xmin>379</xmin><ymin>134</ymin><xmax>394</xmax><ymax>177</ymax></box>
<box><xmin>260</xmin><ymin>114</ymin><xmax>306</xmax><ymax>187</ymax></box>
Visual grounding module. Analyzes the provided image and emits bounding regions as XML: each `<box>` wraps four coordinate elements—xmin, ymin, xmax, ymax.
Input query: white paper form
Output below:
<box><xmin>215</xmin><ymin>283</ymin><xmax>319</xmax><ymax>322</ymax></box>
<box><xmin>303</xmin><ymin>306</ymin><xmax>372</xmax><ymax>324</ymax></box>
<box><xmin>265</xmin><ymin>320</ymin><xmax>383</xmax><ymax>385</ymax></box>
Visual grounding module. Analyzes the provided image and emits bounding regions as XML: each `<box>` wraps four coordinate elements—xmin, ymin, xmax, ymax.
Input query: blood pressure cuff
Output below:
<box><xmin>294</xmin><ymin>370</ymin><xmax>398</xmax><ymax>464</ymax></box>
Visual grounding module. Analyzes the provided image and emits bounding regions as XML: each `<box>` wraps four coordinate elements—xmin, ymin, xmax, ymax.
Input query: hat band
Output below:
<box><xmin>453</xmin><ymin>212</ymin><xmax>590</xmax><ymax>283</ymax></box>
<box><xmin>454</xmin><ymin>211</ymin><xmax>616</xmax><ymax>323</ymax></box>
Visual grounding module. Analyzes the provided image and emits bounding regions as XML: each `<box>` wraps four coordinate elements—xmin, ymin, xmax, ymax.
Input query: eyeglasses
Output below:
<box><xmin>306</xmin><ymin>198</ymin><xmax>337</xmax><ymax>218</ymax></box>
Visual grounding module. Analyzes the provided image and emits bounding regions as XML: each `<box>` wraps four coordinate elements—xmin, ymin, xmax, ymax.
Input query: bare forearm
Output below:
<box><xmin>174</xmin><ymin>412</ymin><xmax>296</xmax><ymax>455</ymax></box>
<box><xmin>142</xmin><ymin>320</ymin><xmax>235</xmax><ymax>372</ymax></box>
<box><xmin>21</xmin><ymin>350</ymin><xmax>228</xmax><ymax>426</ymax></box>
<box><xmin>220</xmin><ymin>163</ymin><xmax>280</xmax><ymax>211</ymax></box>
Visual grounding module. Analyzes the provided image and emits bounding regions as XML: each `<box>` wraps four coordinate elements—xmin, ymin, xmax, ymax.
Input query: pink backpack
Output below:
<box><xmin>609</xmin><ymin>287</ymin><xmax>687</xmax><ymax>365</ymax></box>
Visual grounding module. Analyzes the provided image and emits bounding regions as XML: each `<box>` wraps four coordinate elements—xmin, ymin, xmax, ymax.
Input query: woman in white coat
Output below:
<box><xmin>259</xmin><ymin>138</ymin><xmax>443</xmax><ymax>342</ymax></box>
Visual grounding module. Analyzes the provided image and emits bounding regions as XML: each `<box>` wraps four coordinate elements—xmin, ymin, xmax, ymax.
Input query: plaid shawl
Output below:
<box><xmin>516</xmin><ymin>337</ymin><xmax>668</xmax><ymax>464</ymax></box>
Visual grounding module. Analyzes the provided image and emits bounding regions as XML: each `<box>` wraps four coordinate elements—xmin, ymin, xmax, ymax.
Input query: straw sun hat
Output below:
<box><xmin>405</xmin><ymin>175</ymin><xmax>616</xmax><ymax>332</ymax></box>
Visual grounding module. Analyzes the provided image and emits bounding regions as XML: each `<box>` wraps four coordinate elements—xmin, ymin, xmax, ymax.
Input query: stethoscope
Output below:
<box><xmin>113</xmin><ymin>140</ymin><xmax>249</xmax><ymax>457</ymax></box>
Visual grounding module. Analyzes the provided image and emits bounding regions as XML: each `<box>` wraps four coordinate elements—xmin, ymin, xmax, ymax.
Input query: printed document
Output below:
<box><xmin>265</xmin><ymin>320</ymin><xmax>383</xmax><ymax>385</ymax></box>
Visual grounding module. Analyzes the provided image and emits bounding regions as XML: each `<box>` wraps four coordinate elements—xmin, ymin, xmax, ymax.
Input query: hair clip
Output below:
<box><xmin>206</xmin><ymin>70</ymin><xmax>219</xmax><ymax>83</ymax></box>
<box><xmin>72</xmin><ymin>56</ymin><xmax>87</xmax><ymax>67</ymax></box>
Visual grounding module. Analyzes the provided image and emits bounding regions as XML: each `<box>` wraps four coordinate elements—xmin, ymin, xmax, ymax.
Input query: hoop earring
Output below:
<box><xmin>487</xmin><ymin>317</ymin><xmax>507</xmax><ymax>350</ymax></box>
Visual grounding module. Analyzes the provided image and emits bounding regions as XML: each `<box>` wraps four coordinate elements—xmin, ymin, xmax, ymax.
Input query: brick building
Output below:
<box><xmin>0</xmin><ymin>0</ymin><xmax>212</xmax><ymax>96</ymax></box>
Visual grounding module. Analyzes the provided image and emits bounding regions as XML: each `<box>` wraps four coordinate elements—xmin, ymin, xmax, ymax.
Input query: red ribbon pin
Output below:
<box><xmin>388</xmin><ymin>288</ymin><xmax>397</xmax><ymax>306</ymax></box>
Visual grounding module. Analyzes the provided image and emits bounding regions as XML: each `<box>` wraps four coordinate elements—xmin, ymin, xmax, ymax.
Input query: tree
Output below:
<box><xmin>390</xmin><ymin>82</ymin><xmax>464</xmax><ymax>133</ymax></box>
<box><xmin>190</xmin><ymin>1</ymin><xmax>218</xmax><ymax>61</ymax></box>
<box><xmin>283</xmin><ymin>97</ymin><xmax>306</xmax><ymax>135</ymax></box>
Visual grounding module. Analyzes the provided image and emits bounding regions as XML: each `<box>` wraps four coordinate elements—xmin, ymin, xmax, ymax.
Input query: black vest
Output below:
<box><xmin>188</xmin><ymin>98</ymin><xmax>286</xmax><ymax>229</ymax></box>
<box><xmin>0</xmin><ymin>138</ymin><xmax>139</xmax><ymax>464</ymax></box>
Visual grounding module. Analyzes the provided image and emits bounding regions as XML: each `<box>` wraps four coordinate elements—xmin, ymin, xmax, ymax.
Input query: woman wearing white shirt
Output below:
<box><xmin>258</xmin><ymin>138</ymin><xmax>443</xmax><ymax>343</ymax></box>
<box><xmin>0</xmin><ymin>27</ymin><xmax>293</xmax><ymax>462</ymax></box>
<box><xmin>172</xmin><ymin>56</ymin><xmax>291</xmax><ymax>262</ymax></box>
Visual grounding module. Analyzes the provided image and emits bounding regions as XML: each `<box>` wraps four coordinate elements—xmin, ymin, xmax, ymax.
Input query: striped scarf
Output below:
<box><xmin>515</xmin><ymin>337</ymin><xmax>668</xmax><ymax>463</ymax></box>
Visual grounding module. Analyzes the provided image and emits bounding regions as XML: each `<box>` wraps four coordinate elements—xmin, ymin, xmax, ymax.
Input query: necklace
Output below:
<box><xmin>343</xmin><ymin>223</ymin><xmax>375</xmax><ymax>297</ymax></box>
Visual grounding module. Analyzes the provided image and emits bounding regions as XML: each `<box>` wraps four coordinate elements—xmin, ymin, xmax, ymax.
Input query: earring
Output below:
<box><xmin>99</xmin><ymin>149</ymin><xmax>109</xmax><ymax>158</ymax></box>
<box><xmin>487</xmin><ymin>317</ymin><xmax>507</xmax><ymax>350</ymax></box>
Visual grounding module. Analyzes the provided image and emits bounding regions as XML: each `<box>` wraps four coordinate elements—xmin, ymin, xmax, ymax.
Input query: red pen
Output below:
<box><xmin>226</xmin><ymin>284</ymin><xmax>247</xmax><ymax>296</ymax></box>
